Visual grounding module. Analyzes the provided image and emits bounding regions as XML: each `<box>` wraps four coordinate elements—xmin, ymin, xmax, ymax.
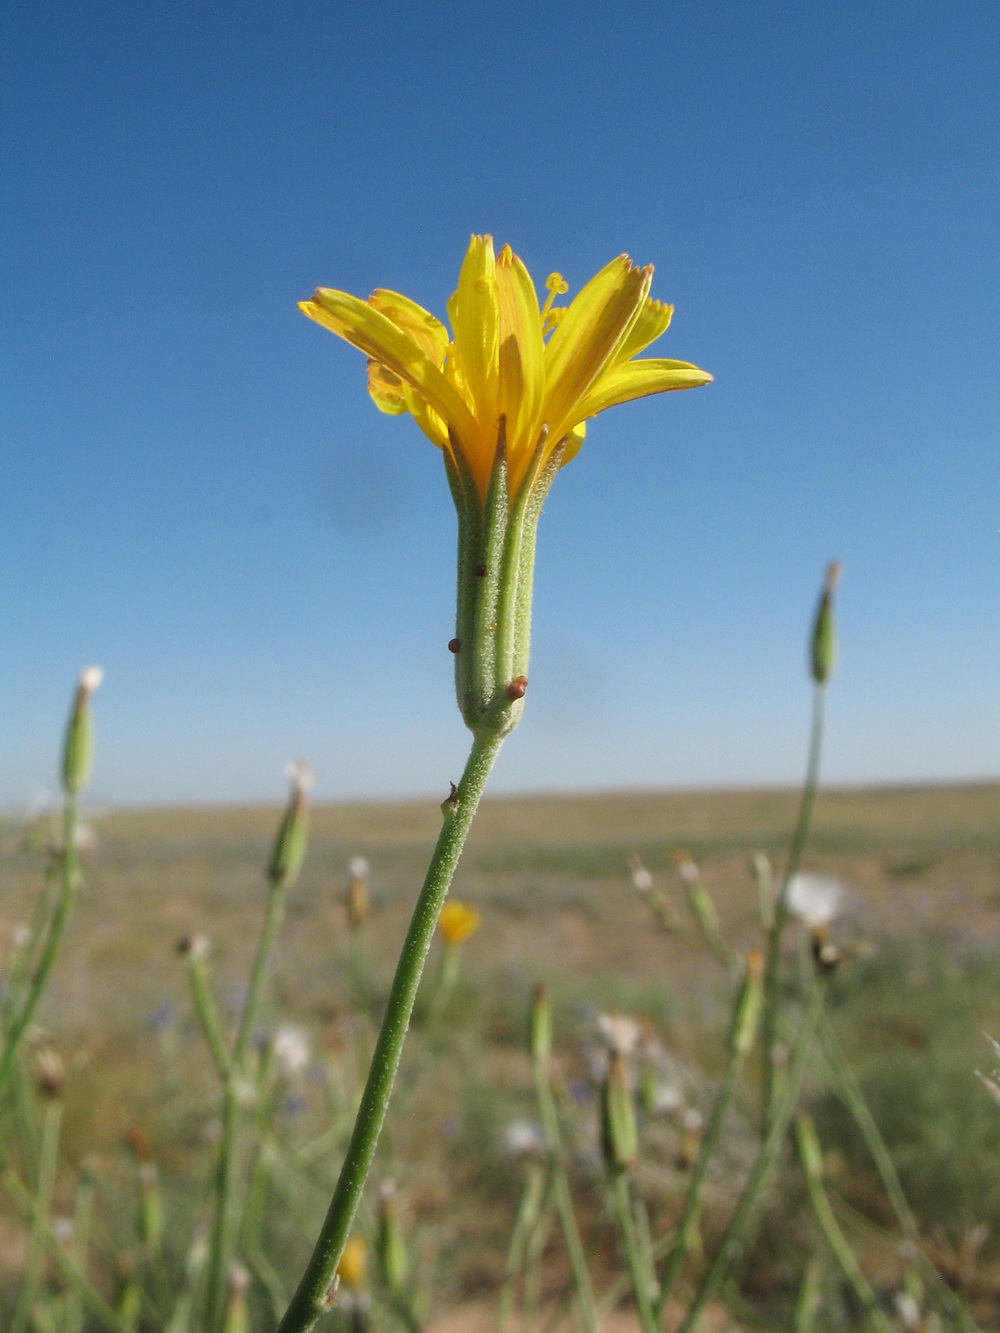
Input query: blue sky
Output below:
<box><xmin>3</xmin><ymin>0</ymin><xmax>998</xmax><ymax>806</ymax></box>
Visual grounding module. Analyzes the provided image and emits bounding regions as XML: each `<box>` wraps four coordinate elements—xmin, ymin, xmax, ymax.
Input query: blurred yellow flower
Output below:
<box><xmin>300</xmin><ymin>236</ymin><xmax>711</xmax><ymax>504</ymax></box>
<box><xmin>336</xmin><ymin>1235</ymin><xmax>367</xmax><ymax>1291</ymax></box>
<box><xmin>438</xmin><ymin>900</ymin><xmax>481</xmax><ymax>946</ymax></box>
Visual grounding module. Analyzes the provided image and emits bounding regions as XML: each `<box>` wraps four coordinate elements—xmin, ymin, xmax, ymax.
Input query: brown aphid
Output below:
<box><xmin>475</xmin><ymin>564</ymin><xmax>487</xmax><ymax>577</ymax></box>
<box><xmin>447</xmin><ymin>638</ymin><xmax>461</xmax><ymax>654</ymax></box>
<box><xmin>507</xmin><ymin>676</ymin><xmax>528</xmax><ymax>700</ymax></box>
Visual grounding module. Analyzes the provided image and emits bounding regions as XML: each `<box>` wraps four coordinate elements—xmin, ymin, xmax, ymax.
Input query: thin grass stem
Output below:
<box><xmin>0</xmin><ymin>797</ymin><xmax>79</xmax><ymax>1101</ymax></box>
<box><xmin>11</xmin><ymin>1102</ymin><xmax>63</xmax><ymax>1333</ymax></box>
<box><xmin>611</xmin><ymin>1173</ymin><xmax>659</xmax><ymax>1333</ymax></box>
<box><xmin>761</xmin><ymin>684</ymin><xmax>825</xmax><ymax>1126</ymax></box>
<box><xmin>532</xmin><ymin>1060</ymin><xmax>601</xmax><ymax>1333</ymax></box>
<box><xmin>676</xmin><ymin>977</ymin><xmax>825</xmax><ymax>1333</ymax></box>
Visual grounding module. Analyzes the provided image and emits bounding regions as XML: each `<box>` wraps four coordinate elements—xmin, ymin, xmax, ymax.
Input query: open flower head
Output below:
<box><xmin>300</xmin><ymin>236</ymin><xmax>712</xmax><ymax>504</ymax></box>
<box><xmin>437</xmin><ymin>899</ymin><xmax>480</xmax><ymax>947</ymax></box>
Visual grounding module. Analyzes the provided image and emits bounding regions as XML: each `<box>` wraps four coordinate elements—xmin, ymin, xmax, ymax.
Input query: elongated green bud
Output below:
<box><xmin>268</xmin><ymin>760</ymin><xmax>311</xmax><ymax>888</ymax></box>
<box><xmin>810</xmin><ymin>561</ymin><xmax>841</xmax><ymax>684</ymax></box>
<box><xmin>529</xmin><ymin>981</ymin><xmax>552</xmax><ymax>1066</ymax></box>
<box><xmin>61</xmin><ymin>666</ymin><xmax>103</xmax><ymax>795</ymax></box>
<box><xmin>600</xmin><ymin>1051</ymin><xmax>638</xmax><ymax>1174</ymax></box>
<box><xmin>730</xmin><ymin>949</ymin><xmax>765</xmax><ymax>1056</ymax></box>
<box><xmin>376</xmin><ymin>1182</ymin><xmax>410</xmax><ymax>1294</ymax></box>
<box><xmin>223</xmin><ymin>1263</ymin><xmax>250</xmax><ymax>1333</ymax></box>
<box><xmin>794</xmin><ymin>1112</ymin><xmax>824</xmax><ymax>1184</ymax></box>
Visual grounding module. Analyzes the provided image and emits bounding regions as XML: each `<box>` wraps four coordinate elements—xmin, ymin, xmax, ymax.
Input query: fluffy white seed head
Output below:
<box><xmin>78</xmin><ymin>666</ymin><xmax>104</xmax><ymax>694</ymax></box>
<box><xmin>273</xmin><ymin>1023</ymin><xmax>311</xmax><ymax>1078</ymax></box>
<box><xmin>786</xmin><ymin>873</ymin><xmax>844</xmax><ymax>927</ymax></box>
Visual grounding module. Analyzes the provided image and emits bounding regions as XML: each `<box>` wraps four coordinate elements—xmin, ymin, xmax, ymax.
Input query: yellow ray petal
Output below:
<box><xmin>449</xmin><ymin>235</ymin><xmax>500</xmax><ymax>427</ymax></box>
<box><xmin>366</xmin><ymin>361</ymin><xmax>409</xmax><ymax>414</ymax></box>
<box><xmin>370</xmin><ymin>289</ymin><xmax>449</xmax><ymax>366</ymax></box>
<box><xmin>301</xmin><ymin>290</ymin><xmax>480</xmax><ymax>448</ymax></box>
<box><xmin>614</xmin><ymin>296</ymin><xmax>674</xmax><ymax>363</ymax></box>
<box><xmin>572</xmin><ymin>358</ymin><xmax>713</xmax><ymax>422</ymax></box>
<box><xmin>496</xmin><ymin>245</ymin><xmax>545</xmax><ymax>458</ymax></box>
<box><xmin>543</xmin><ymin>257</ymin><xmax>650</xmax><ymax>440</ymax></box>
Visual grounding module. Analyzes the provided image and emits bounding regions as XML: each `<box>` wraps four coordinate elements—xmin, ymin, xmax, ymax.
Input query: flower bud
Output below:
<box><xmin>600</xmin><ymin>1051</ymin><xmax>638</xmax><ymax>1174</ymax></box>
<box><xmin>376</xmin><ymin>1182</ymin><xmax>410</xmax><ymax>1294</ymax></box>
<box><xmin>529</xmin><ymin>981</ymin><xmax>552</xmax><ymax>1066</ymax></box>
<box><xmin>223</xmin><ymin>1262</ymin><xmax>250</xmax><ymax>1333</ymax></box>
<box><xmin>336</xmin><ymin>1235</ymin><xmax>367</xmax><ymax>1292</ymax></box>
<box><xmin>61</xmin><ymin>667</ymin><xmax>103</xmax><ymax>795</ymax></box>
<box><xmin>346</xmin><ymin>856</ymin><xmax>370</xmax><ymax>932</ymax></box>
<box><xmin>810</xmin><ymin>561</ymin><xmax>841</xmax><ymax>685</ymax></box>
<box><xmin>794</xmin><ymin>1113</ymin><xmax>824</xmax><ymax>1183</ymax></box>
<box><xmin>437</xmin><ymin>899</ymin><xmax>480</xmax><ymax>946</ymax></box>
<box><xmin>35</xmin><ymin>1047</ymin><xmax>65</xmax><ymax>1100</ymax></box>
<box><xmin>268</xmin><ymin>761</ymin><xmax>311</xmax><ymax>888</ymax></box>
<box><xmin>730</xmin><ymin>949</ymin><xmax>765</xmax><ymax>1056</ymax></box>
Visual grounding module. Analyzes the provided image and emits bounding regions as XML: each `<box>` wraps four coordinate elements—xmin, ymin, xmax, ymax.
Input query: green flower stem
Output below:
<box><xmin>2</xmin><ymin>1168</ymin><xmax>129</xmax><ymax>1333</ymax></box>
<box><xmin>533</xmin><ymin>1060</ymin><xmax>601</xmax><ymax>1333</ymax></box>
<box><xmin>790</xmin><ymin>1259</ymin><xmax>821</xmax><ymax>1333</ymax></box>
<box><xmin>794</xmin><ymin>1114</ymin><xmax>891</xmax><ymax>1333</ymax></box>
<box><xmin>761</xmin><ymin>684</ymin><xmax>826</xmax><ymax>1126</ymax></box>
<box><xmin>64</xmin><ymin>1167</ymin><xmax>95</xmax><ymax>1333</ymax></box>
<box><xmin>276</xmin><ymin>725</ymin><xmax>506</xmax><ymax>1333</ymax></box>
<box><xmin>206</xmin><ymin>1077</ymin><xmax>244</xmax><ymax>1333</ymax></box>
<box><xmin>206</xmin><ymin>874</ymin><xmax>290</xmax><ymax>1332</ymax></box>
<box><xmin>496</xmin><ymin>1162</ymin><xmax>547</xmax><ymax>1333</ymax></box>
<box><xmin>12</xmin><ymin>1100</ymin><xmax>62</xmax><ymax>1333</ymax></box>
<box><xmin>677</xmin><ymin>977</ymin><xmax>825</xmax><ymax>1333</ymax></box>
<box><xmin>611</xmin><ymin>1173</ymin><xmax>659</xmax><ymax>1333</ymax></box>
<box><xmin>655</xmin><ymin>1016</ymin><xmax>753</xmax><ymax>1319</ymax></box>
<box><xmin>236</xmin><ymin>880</ymin><xmax>290</xmax><ymax>1063</ymax></box>
<box><xmin>0</xmin><ymin>797</ymin><xmax>79</xmax><ymax>1102</ymax></box>
<box><xmin>185</xmin><ymin>954</ymin><xmax>232</xmax><ymax>1082</ymax></box>
<box><xmin>1</xmin><ymin>859</ymin><xmax>60</xmax><ymax>1037</ymax></box>
<box><xmin>818</xmin><ymin>1018</ymin><xmax>981</xmax><ymax>1333</ymax></box>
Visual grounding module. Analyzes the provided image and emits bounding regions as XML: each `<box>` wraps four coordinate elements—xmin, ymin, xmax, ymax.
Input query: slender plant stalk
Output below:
<box><xmin>611</xmin><ymin>1173</ymin><xmax>659</xmax><ymax>1333</ymax></box>
<box><xmin>276</xmin><ymin>726</ymin><xmax>505</xmax><ymax>1332</ymax></box>
<box><xmin>656</xmin><ymin>1019</ymin><xmax>752</xmax><ymax>1318</ymax></box>
<box><xmin>0</xmin><ymin>859</ymin><xmax>60</xmax><ymax>1037</ymax></box>
<box><xmin>208</xmin><ymin>852</ymin><xmax>295</xmax><ymax>1331</ymax></box>
<box><xmin>790</xmin><ymin>1259</ymin><xmax>821</xmax><ymax>1333</ymax></box>
<box><xmin>11</xmin><ymin>1100</ymin><xmax>63</xmax><ymax>1333</ymax></box>
<box><xmin>63</xmin><ymin>1166</ymin><xmax>95</xmax><ymax>1333</ymax></box>
<box><xmin>186</xmin><ymin>952</ymin><xmax>233</xmax><ymax>1080</ymax></box>
<box><xmin>497</xmin><ymin>1162</ymin><xmax>547</xmax><ymax>1333</ymax></box>
<box><xmin>523</xmin><ymin>1198</ymin><xmax>554</xmax><ymax>1333</ymax></box>
<box><xmin>205</xmin><ymin>1080</ymin><xmax>244</xmax><ymax>1332</ymax></box>
<box><xmin>677</xmin><ymin>977</ymin><xmax>825</xmax><ymax>1333</ymax></box>
<box><xmin>0</xmin><ymin>797</ymin><xmax>79</xmax><ymax>1101</ymax></box>
<box><xmin>2</xmin><ymin>1168</ymin><xmax>129</xmax><ymax>1333</ymax></box>
<box><xmin>533</xmin><ymin>1061</ymin><xmax>601</xmax><ymax>1333</ymax></box>
<box><xmin>236</xmin><ymin>882</ymin><xmax>289</xmax><ymax>1062</ymax></box>
<box><xmin>818</xmin><ymin>1017</ymin><xmax>981</xmax><ymax>1332</ymax></box>
<box><xmin>794</xmin><ymin>1114</ymin><xmax>891</xmax><ymax>1332</ymax></box>
<box><xmin>761</xmin><ymin>684</ymin><xmax>826</xmax><ymax>1125</ymax></box>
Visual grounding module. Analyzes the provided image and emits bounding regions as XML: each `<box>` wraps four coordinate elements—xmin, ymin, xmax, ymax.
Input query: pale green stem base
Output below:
<box><xmin>656</xmin><ymin>1020</ymin><xmax>749</xmax><ymax>1321</ymax></box>
<box><xmin>611</xmin><ymin>1173</ymin><xmax>658</xmax><ymax>1333</ymax></box>
<box><xmin>0</xmin><ymin>798</ymin><xmax>79</xmax><ymax>1101</ymax></box>
<box><xmin>676</xmin><ymin>978</ymin><xmax>824</xmax><ymax>1333</ymax></box>
<box><xmin>761</xmin><ymin>685</ymin><xmax>825</xmax><ymax>1125</ymax></box>
<box><xmin>795</xmin><ymin>1116</ymin><xmax>891</xmax><ymax>1333</ymax></box>
<box><xmin>276</xmin><ymin>726</ymin><xmax>505</xmax><ymax>1333</ymax></box>
<box><xmin>532</xmin><ymin>1057</ymin><xmax>601</xmax><ymax>1333</ymax></box>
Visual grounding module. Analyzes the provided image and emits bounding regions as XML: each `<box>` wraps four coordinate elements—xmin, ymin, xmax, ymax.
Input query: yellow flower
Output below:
<box><xmin>300</xmin><ymin>236</ymin><xmax>711</xmax><ymax>504</ymax></box>
<box><xmin>336</xmin><ymin>1235</ymin><xmax>367</xmax><ymax>1291</ymax></box>
<box><xmin>437</xmin><ymin>899</ymin><xmax>481</xmax><ymax>946</ymax></box>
